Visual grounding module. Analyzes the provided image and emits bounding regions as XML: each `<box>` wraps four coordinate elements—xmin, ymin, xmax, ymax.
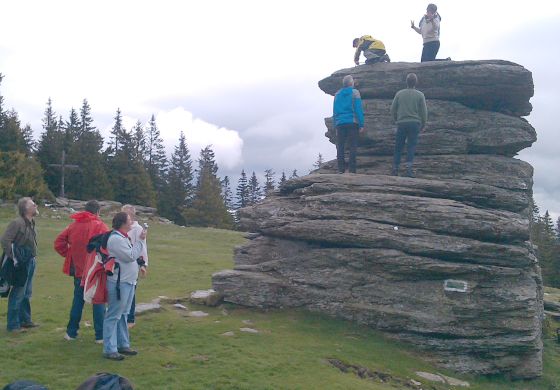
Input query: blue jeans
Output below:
<box><xmin>103</xmin><ymin>280</ymin><xmax>135</xmax><ymax>354</ymax></box>
<box><xmin>7</xmin><ymin>258</ymin><xmax>35</xmax><ymax>331</ymax></box>
<box><xmin>127</xmin><ymin>287</ymin><xmax>136</xmax><ymax>324</ymax></box>
<box><xmin>393</xmin><ymin>122</ymin><xmax>421</xmax><ymax>168</ymax></box>
<box><xmin>67</xmin><ymin>277</ymin><xmax>105</xmax><ymax>340</ymax></box>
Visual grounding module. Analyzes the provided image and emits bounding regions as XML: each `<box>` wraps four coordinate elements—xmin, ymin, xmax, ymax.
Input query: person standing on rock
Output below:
<box><xmin>1</xmin><ymin>197</ymin><xmax>39</xmax><ymax>333</ymax></box>
<box><xmin>333</xmin><ymin>75</ymin><xmax>364</xmax><ymax>174</ymax></box>
<box><xmin>353</xmin><ymin>35</ymin><xmax>390</xmax><ymax>65</ymax></box>
<box><xmin>54</xmin><ymin>200</ymin><xmax>109</xmax><ymax>343</ymax></box>
<box><xmin>390</xmin><ymin>73</ymin><xmax>427</xmax><ymax>177</ymax></box>
<box><xmin>411</xmin><ymin>4</ymin><xmax>449</xmax><ymax>62</ymax></box>
<box><xmin>121</xmin><ymin>204</ymin><xmax>148</xmax><ymax>329</ymax></box>
<box><xmin>103</xmin><ymin>212</ymin><xmax>146</xmax><ymax>360</ymax></box>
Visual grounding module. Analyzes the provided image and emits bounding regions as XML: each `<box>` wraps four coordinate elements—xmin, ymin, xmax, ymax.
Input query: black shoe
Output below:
<box><xmin>21</xmin><ymin>322</ymin><xmax>39</xmax><ymax>329</ymax></box>
<box><xmin>104</xmin><ymin>352</ymin><xmax>125</xmax><ymax>361</ymax></box>
<box><xmin>391</xmin><ymin>167</ymin><xmax>399</xmax><ymax>176</ymax></box>
<box><xmin>118</xmin><ymin>347</ymin><xmax>138</xmax><ymax>356</ymax></box>
<box><xmin>406</xmin><ymin>168</ymin><xmax>415</xmax><ymax>178</ymax></box>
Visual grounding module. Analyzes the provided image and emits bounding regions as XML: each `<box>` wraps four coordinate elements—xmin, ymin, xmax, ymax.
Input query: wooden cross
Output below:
<box><xmin>48</xmin><ymin>150</ymin><xmax>80</xmax><ymax>198</ymax></box>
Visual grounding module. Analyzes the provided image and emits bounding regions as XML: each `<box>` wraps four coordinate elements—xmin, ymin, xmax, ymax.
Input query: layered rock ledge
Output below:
<box><xmin>213</xmin><ymin>60</ymin><xmax>543</xmax><ymax>379</ymax></box>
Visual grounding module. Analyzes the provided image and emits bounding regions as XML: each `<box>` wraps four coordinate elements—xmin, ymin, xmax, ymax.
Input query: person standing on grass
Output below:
<box><xmin>390</xmin><ymin>73</ymin><xmax>427</xmax><ymax>177</ymax></box>
<box><xmin>1</xmin><ymin>197</ymin><xmax>39</xmax><ymax>333</ymax></box>
<box><xmin>54</xmin><ymin>200</ymin><xmax>109</xmax><ymax>343</ymax></box>
<box><xmin>333</xmin><ymin>74</ymin><xmax>364</xmax><ymax>174</ymax></box>
<box><xmin>103</xmin><ymin>212</ymin><xmax>146</xmax><ymax>360</ymax></box>
<box><xmin>121</xmin><ymin>205</ymin><xmax>148</xmax><ymax>329</ymax></box>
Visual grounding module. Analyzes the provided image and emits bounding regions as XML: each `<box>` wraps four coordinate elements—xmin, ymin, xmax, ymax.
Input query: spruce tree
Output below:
<box><xmin>183</xmin><ymin>145</ymin><xmax>233</xmax><ymax>229</ymax></box>
<box><xmin>264</xmin><ymin>169</ymin><xmax>275</xmax><ymax>195</ymax></box>
<box><xmin>0</xmin><ymin>74</ymin><xmax>4</xmax><ymax>129</ymax></box>
<box><xmin>108</xmin><ymin>108</ymin><xmax>124</xmax><ymax>156</ymax></box>
<box><xmin>279</xmin><ymin>171</ymin><xmax>287</xmax><ymax>187</ymax></box>
<box><xmin>132</xmin><ymin>120</ymin><xmax>146</xmax><ymax>162</ymax></box>
<box><xmin>290</xmin><ymin>169</ymin><xmax>299</xmax><ymax>179</ymax></box>
<box><xmin>312</xmin><ymin>153</ymin><xmax>324</xmax><ymax>171</ymax></box>
<box><xmin>21</xmin><ymin>124</ymin><xmax>35</xmax><ymax>154</ymax></box>
<box><xmin>236</xmin><ymin>169</ymin><xmax>249</xmax><ymax>209</ymax></box>
<box><xmin>36</xmin><ymin>98</ymin><xmax>65</xmax><ymax>194</ymax></box>
<box><xmin>160</xmin><ymin>131</ymin><xmax>193</xmax><ymax>224</ymax></box>
<box><xmin>0</xmin><ymin>110</ymin><xmax>29</xmax><ymax>154</ymax></box>
<box><xmin>249</xmin><ymin>171</ymin><xmax>261</xmax><ymax>205</ymax></box>
<box><xmin>145</xmin><ymin>114</ymin><xmax>168</xmax><ymax>193</ymax></box>
<box><xmin>222</xmin><ymin>175</ymin><xmax>234</xmax><ymax>210</ymax></box>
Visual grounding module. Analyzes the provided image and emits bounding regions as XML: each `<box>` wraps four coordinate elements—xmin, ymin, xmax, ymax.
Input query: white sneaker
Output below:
<box><xmin>64</xmin><ymin>333</ymin><xmax>76</xmax><ymax>341</ymax></box>
<box><xmin>95</xmin><ymin>339</ymin><xmax>103</xmax><ymax>344</ymax></box>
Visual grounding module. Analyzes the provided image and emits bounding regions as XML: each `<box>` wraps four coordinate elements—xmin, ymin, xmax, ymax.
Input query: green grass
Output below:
<box><xmin>1</xmin><ymin>206</ymin><xmax>560</xmax><ymax>389</ymax></box>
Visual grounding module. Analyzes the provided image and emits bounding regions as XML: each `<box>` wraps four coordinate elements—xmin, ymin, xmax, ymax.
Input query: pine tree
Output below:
<box><xmin>236</xmin><ymin>169</ymin><xmax>249</xmax><ymax>209</ymax></box>
<box><xmin>21</xmin><ymin>124</ymin><xmax>35</xmax><ymax>154</ymax></box>
<box><xmin>160</xmin><ymin>131</ymin><xmax>193</xmax><ymax>224</ymax></box>
<box><xmin>183</xmin><ymin>145</ymin><xmax>233</xmax><ymax>229</ymax></box>
<box><xmin>222</xmin><ymin>175</ymin><xmax>234</xmax><ymax>210</ymax></box>
<box><xmin>290</xmin><ymin>169</ymin><xmax>298</xmax><ymax>179</ymax></box>
<box><xmin>36</xmin><ymin>98</ymin><xmax>65</xmax><ymax>194</ymax></box>
<box><xmin>66</xmin><ymin>100</ymin><xmax>113</xmax><ymax>200</ymax></box>
<box><xmin>145</xmin><ymin>114</ymin><xmax>168</xmax><ymax>193</ymax></box>
<box><xmin>543</xmin><ymin>210</ymin><xmax>555</xmax><ymax>237</ymax></box>
<box><xmin>132</xmin><ymin>121</ymin><xmax>146</xmax><ymax>162</ymax></box>
<box><xmin>108</xmin><ymin>108</ymin><xmax>124</xmax><ymax>156</ymax></box>
<box><xmin>312</xmin><ymin>153</ymin><xmax>324</xmax><ymax>171</ymax></box>
<box><xmin>64</xmin><ymin>108</ymin><xmax>80</xmax><ymax>150</ymax></box>
<box><xmin>0</xmin><ymin>110</ymin><xmax>29</xmax><ymax>154</ymax></box>
<box><xmin>279</xmin><ymin>171</ymin><xmax>287</xmax><ymax>186</ymax></box>
<box><xmin>264</xmin><ymin>169</ymin><xmax>275</xmax><ymax>195</ymax></box>
<box><xmin>249</xmin><ymin>171</ymin><xmax>261</xmax><ymax>205</ymax></box>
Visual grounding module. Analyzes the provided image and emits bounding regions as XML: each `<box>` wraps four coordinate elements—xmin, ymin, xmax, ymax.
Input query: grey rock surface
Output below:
<box><xmin>318</xmin><ymin>60</ymin><xmax>533</xmax><ymax>116</ymax></box>
<box><xmin>213</xmin><ymin>60</ymin><xmax>543</xmax><ymax>378</ymax></box>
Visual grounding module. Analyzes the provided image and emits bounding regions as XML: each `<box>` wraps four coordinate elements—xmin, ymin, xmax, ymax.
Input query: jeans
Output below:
<box><xmin>7</xmin><ymin>258</ymin><xmax>35</xmax><ymax>331</ymax></box>
<box><xmin>393</xmin><ymin>122</ymin><xmax>421</xmax><ymax>168</ymax></box>
<box><xmin>103</xmin><ymin>280</ymin><xmax>135</xmax><ymax>354</ymax></box>
<box><xmin>127</xmin><ymin>286</ymin><xmax>136</xmax><ymax>324</ymax></box>
<box><xmin>421</xmin><ymin>41</ymin><xmax>440</xmax><ymax>62</ymax></box>
<box><xmin>67</xmin><ymin>276</ymin><xmax>105</xmax><ymax>340</ymax></box>
<box><xmin>336</xmin><ymin>123</ymin><xmax>359</xmax><ymax>173</ymax></box>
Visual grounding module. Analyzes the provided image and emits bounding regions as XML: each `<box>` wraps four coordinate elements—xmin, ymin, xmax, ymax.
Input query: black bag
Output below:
<box><xmin>0</xmin><ymin>244</ymin><xmax>34</xmax><ymax>288</ymax></box>
<box><xmin>3</xmin><ymin>380</ymin><xmax>48</xmax><ymax>390</ymax></box>
<box><xmin>75</xmin><ymin>373</ymin><xmax>134</xmax><ymax>390</ymax></box>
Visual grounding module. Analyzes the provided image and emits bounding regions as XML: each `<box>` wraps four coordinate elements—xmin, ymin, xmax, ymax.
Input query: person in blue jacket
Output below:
<box><xmin>333</xmin><ymin>75</ymin><xmax>364</xmax><ymax>173</ymax></box>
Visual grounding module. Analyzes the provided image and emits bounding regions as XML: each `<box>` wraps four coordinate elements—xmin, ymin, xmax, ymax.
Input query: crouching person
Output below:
<box><xmin>103</xmin><ymin>212</ymin><xmax>146</xmax><ymax>360</ymax></box>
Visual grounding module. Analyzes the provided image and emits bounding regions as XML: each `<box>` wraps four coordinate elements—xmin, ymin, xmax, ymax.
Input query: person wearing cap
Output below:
<box><xmin>390</xmin><ymin>73</ymin><xmax>427</xmax><ymax>177</ymax></box>
<box><xmin>333</xmin><ymin>75</ymin><xmax>364</xmax><ymax>174</ymax></box>
<box><xmin>411</xmin><ymin>4</ymin><xmax>449</xmax><ymax>62</ymax></box>
<box><xmin>352</xmin><ymin>35</ymin><xmax>389</xmax><ymax>65</ymax></box>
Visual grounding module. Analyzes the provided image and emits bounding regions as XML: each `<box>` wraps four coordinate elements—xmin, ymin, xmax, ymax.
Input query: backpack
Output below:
<box><xmin>75</xmin><ymin>373</ymin><xmax>134</xmax><ymax>390</ymax></box>
<box><xmin>2</xmin><ymin>380</ymin><xmax>48</xmax><ymax>390</ymax></box>
<box><xmin>83</xmin><ymin>232</ymin><xmax>119</xmax><ymax>304</ymax></box>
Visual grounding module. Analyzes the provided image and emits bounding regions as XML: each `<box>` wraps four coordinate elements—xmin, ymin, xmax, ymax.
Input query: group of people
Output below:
<box><xmin>353</xmin><ymin>3</ymin><xmax>448</xmax><ymax>64</ymax></box>
<box><xmin>1</xmin><ymin>198</ymin><xmax>149</xmax><ymax>361</ymax></box>
<box><xmin>335</xmin><ymin>4</ymin><xmax>439</xmax><ymax>176</ymax></box>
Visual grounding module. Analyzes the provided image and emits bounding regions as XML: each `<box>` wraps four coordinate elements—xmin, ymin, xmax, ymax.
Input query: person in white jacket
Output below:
<box><xmin>103</xmin><ymin>212</ymin><xmax>146</xmax><ymax>361</ymax></box>
<box><xmin>121</xmin><ymin>205</ymin><xmax>148</xmax><ymax>329</ymax></box>
<box><xmin>410</xmin><ymin>4</ymin><xmax>449</xmax><ymax>62</ymax></box>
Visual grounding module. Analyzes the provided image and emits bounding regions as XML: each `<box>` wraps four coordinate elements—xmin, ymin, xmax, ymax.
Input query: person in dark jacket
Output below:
<box><xmin>1</xmin><ymin>197</ymin><xmax>39</xmax><ymax>333</ymax></box>
<box><xmin>333</xmin><ymin>75</ymin><xmax>364</xmax><ymax>173</ymax></box>
<box><xmin>54</xmin><ymin>200</ymin><xmax>109</xmax><ymax>343</ymax></box>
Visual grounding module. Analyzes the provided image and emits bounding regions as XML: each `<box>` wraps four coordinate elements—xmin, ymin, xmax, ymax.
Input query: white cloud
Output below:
<box><xmin>155</xmin><ymin>108</ymin><xmax>244</xmax><ymax>171</ymax></box>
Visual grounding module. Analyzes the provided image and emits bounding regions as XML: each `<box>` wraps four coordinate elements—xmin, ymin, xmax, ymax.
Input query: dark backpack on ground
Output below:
<box><xmin>3</xmin><ymin>380</ymin><xmax>48</xmax><ymax>390</ymax></box>
<box><xmin>75</xmin><ymin>373</ymin><xmax>134</xmax><ymax>390</ymax></box>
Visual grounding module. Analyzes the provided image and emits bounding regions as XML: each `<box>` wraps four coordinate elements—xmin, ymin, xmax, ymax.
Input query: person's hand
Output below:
<box><xmin>140</xmin><ymin>266</ymin><xmax>148</xmax><ymax>278</ymax></box>
<box><xmin>140</xmin><ymin>229</ymin><xmax>147</xmax><ymax>240</ymax></box>
<box><xmin>410</xmin><ymin>20</ymin><xmax>415</xmax><ymax>28</ymax></box>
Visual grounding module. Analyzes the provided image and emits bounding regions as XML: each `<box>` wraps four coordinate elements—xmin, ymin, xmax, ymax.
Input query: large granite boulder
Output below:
<box><xmin>213</xmin><ymin>60</ymin><xmax>543</xmax><ymax>379</ymax></box>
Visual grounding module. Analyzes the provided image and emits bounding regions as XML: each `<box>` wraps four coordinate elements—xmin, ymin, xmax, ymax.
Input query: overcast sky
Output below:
<box><xmin>1</xmin><ymin>0</ymin><xmax>559</xmax><ymax>217</ymax></box>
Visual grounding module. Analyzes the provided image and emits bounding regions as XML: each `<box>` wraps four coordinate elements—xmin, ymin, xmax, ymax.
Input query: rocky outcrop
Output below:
<box><xmin>213</xmin><ymin>60</ymin><xmax>543</xmax><ymax>378</ymax></box>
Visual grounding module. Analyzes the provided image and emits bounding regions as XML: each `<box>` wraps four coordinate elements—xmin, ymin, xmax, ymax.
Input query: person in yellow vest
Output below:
<box><xmin>353</xmin><ymin>36</ymin><xmax>389</xmax><ymax>65</ymax></box>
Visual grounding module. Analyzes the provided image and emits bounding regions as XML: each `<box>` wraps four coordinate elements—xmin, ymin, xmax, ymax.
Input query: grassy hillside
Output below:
<box><xmin>1</xmin><ymin>206</ymin><xmax>560</xmax><ymax>389</ymax></box>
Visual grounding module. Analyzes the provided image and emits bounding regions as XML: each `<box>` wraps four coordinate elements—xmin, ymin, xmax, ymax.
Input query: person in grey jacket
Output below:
<box><xmin>103</xmin><ymin>212</ymin><xmax>146</xmax><ymax>360</ymax></box>
<box><xmin>1</xmin><ymin>197</ymin><xmax>39</xmax><ymax>333</ymax></box>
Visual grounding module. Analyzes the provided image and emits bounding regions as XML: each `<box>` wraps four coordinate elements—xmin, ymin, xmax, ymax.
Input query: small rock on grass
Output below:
<box><xmin>221</xmin><ymin>331</ymin><xmax>235</xmax><ymax>337</ymax></box>
<box><xmin>187</xmin><ymin>311</ymin><xmax>209</xmax><ymax>317</ymax></box>
<box><xmin>173</xmin><ymin>303</ymin><xmax>188</xmax><ymax>310</ymax></box>
<box><xmin>239</xmin><ymin>327</ymin><xmax>259</xmax><ymax>334</ymax></box>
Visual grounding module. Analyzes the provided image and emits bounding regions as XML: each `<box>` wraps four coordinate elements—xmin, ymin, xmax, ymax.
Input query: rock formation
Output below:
<box><xmin>213</xmin><ymin>60</ymin><xmax>543</xmax><ymax>379</ymax></box>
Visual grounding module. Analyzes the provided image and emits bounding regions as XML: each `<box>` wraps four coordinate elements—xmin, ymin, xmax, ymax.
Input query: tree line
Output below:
<box><xmin>530</xmin><ymin>200</ymin><xmax>560</xmax><ymax>287</ymax></box>
<box><xmin>0</xmin><ymin>74</ymin><xmax>319</xmax><ymax>229</ymax></box>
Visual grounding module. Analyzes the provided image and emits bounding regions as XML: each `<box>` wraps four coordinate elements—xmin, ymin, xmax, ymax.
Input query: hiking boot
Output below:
<box><xmin>8</xmin><ymin>328</ymin><xmax>27</xmax><ymax>334</ymax></box>
<box><xmin>391</xmin><ymin>166</ymin><xmax>399</xmax><ymax>176</ymax></box>
<box><xmin>104</xmin><ymin>352</ymin><xmax>125</xmax><ymax>361</ymax></box>
<box><xmin>64</xmin><ymin>333</ymin><xmax>76</xmax><ymax>341</ymax></box>
<box><xmin>117</xmin><ymin>347</ymin><xmax>138</xmax><ymax>356</ymax></box>
<box><xmin>406</xmin><ymin>167</ymin><xmax>416</xmax><ymax>178</ymax></box>
<box><xmin>21</xmin><ymin>322</ymin><xmax>39</xmax><ymax>329</ymax></box>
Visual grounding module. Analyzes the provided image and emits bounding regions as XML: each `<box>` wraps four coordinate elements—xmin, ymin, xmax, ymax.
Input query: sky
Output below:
<box><xmin>0</xmin><ymin>0</ymin><xmax>559</xmax><ymax>217</ymax></box>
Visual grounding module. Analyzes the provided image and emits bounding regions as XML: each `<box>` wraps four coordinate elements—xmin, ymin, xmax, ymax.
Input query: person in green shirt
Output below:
<box><xmin>390</xmin><ymin>73</ymin><xmax>427</xmax><ymax>177</ymax></box>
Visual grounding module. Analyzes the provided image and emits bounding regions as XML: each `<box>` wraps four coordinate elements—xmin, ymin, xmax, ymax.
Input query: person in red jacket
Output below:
<box><xmin>54</xmin><ymin>200</ymin><xmax>109</xmax><ymax>343</ymax></box>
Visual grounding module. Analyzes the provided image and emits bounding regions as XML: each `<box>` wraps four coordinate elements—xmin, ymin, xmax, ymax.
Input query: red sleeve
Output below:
<box><xmin>54</xmin><ymin>227</ymin><xmax>70</xmax><ymax>257</ymax></box>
